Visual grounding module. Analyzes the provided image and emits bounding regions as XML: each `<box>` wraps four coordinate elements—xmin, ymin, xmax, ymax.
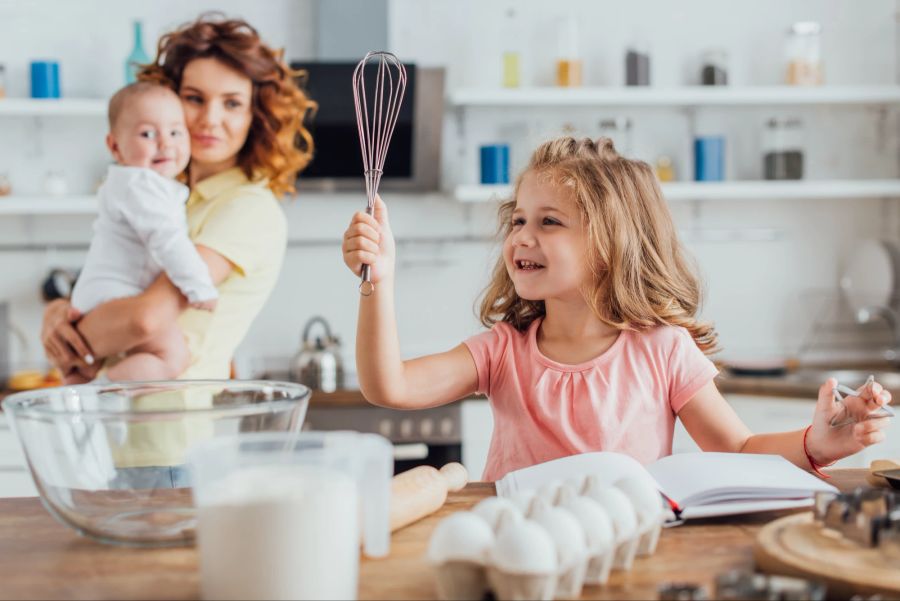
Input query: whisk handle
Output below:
<box><xmin>359</xmin><ymin>204</ymin><xmax>375</xmax><ymax>296</ymax></box>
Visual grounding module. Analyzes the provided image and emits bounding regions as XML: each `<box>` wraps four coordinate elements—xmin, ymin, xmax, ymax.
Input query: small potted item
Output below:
<box><xmin>427</xmin><ymin>511</ymin><xmax>495</xmax><ymax>601</ymax></box>
<box><xmin>487</xmin><ymin>514</ymin><xmax>558</xmax><ymax>601</ymax></box>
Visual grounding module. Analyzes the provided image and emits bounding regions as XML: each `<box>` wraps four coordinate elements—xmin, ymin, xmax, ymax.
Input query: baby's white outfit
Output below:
<box><xmin>71</xmin><ymin>165</ymin><xmax>218</xmax><ymax>313</ymax></box>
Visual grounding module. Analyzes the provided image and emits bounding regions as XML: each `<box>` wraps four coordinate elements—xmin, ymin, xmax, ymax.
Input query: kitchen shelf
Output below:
<box><xmin>455</xmin><ymin>180</ymin><xmax>900</xmax><ymax>203</ymax></box>
<box><xmin>0</xmin><ymin>196</ymin><xmax>98</xmax><ymax>214</ymax></box>
<box><xmin>449</xmin><ymin>86</ymin><xmax>900</xmax><ymax>108</ymax></box>
<box><xmin>0</xmin><ymin>99</ymin><xmax>106</xmax><ymax>117</ymax></box>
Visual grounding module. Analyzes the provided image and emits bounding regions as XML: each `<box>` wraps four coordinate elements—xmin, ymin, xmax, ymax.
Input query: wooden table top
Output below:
<box><xmin>0</xmin><ymin>470</ymin><xmax>870</xmax><ymax>600</ymax></box>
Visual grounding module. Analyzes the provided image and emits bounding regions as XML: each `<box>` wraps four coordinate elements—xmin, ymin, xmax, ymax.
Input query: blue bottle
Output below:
<box><xmin>125</xmin><ymin>21</ymin><xmax>151</xmax><ymax>85</ymax></box>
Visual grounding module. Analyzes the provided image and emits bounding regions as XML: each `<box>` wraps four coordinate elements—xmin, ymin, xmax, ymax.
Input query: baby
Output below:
<box><xmin>69</xmin><ymin>82</ymin><xmax>217</xmax><ymax>383</ymax></box>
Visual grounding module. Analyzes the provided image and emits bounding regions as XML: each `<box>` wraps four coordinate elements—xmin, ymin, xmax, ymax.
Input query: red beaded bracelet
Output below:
<box><xmin>802</xmin><ymin>425</ymin><xmax>834</xmax><ymax>479</ymax></box>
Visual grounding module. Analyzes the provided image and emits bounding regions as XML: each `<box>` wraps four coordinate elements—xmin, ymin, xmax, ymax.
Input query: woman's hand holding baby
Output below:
<box><xmin>342</xmin><ymin>196</ymin><xmax>396</xmax><ymax>285</ymax></box>
<box><xmin>41</xmin><ymin>300</ymin><xmax>95</xmax><ymax>374</ymax></box>
<box><xmin>805</xmin><ymin>377</ymin><xmax>892</xmax><ymax>466</ymax></box>
<box><xmin>190</xmin><ymin>298</ymin><xmax>218</xmax><ymax>312</ymax></box>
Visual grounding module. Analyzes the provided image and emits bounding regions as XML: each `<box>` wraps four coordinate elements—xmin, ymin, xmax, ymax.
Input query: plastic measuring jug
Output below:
<box><xmin>187</xmin><ymin>431</ymin><xmax>393</xmax><ymax>600</ymax></box>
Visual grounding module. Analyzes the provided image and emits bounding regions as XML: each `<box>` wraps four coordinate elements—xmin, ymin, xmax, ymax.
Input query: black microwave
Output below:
<box><xmin>290</xmin><ymin>61</ymin><xmax>444</xmax><ymax>192</ymax></box>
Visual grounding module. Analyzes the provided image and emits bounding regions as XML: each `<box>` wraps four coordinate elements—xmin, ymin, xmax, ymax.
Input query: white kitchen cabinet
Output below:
<box><xmin>0</xmin><ymin>414</ymin><xmax>36</xmax><ymax>498</ymax></box>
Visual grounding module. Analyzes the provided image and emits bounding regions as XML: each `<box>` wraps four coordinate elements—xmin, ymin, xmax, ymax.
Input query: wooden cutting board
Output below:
<box><xmin>754</xmin><ymin>512</ymin><xmax>900</xmax><ymax>598</ymax></box>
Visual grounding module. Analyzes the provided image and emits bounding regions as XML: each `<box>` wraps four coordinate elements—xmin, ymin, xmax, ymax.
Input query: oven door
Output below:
<box><xmin>392</xmin><ymin>442</ymin><xmax>462</xmax><ymax>474</ymax></box>
<box><xmin>303</xmin><ymin>403</ymin><xmax>462</xmax><ymax>475</ymax></box>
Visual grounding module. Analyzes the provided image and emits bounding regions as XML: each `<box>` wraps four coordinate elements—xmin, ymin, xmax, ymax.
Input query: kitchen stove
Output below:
<box><xmin>303</xmin><ymin>401</ymin><xmax>462</xmax><ymax>474</ymax></box>
<box><xmin>256</xmin><ymin>369</ymin><xmax>465</xmax><ymax>473</ymax></box>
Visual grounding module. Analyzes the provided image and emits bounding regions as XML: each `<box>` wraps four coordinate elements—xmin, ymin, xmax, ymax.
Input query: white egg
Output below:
<box><xmin>582</xmin><ymin>478</ymin><xmax>639</xmax><ymax>542</ymax></box>
<box><xmin>535</xmin><ymin>480</ymin><xmax>564</xmax><ymax>505</ymax></box>
<box><xmin>472</xmin><ymin>497</ymin><xmax>524</xmax><ymax>532</ymax></box>
<box><xmin>614</xmin><ymin>475</ymin><xmax>664</xmax><ymax>523</ymax></box>
<box><xmin>615</xmin><ymin>476</ymin><xmax>666</xmax><ymax>556</ymax></box>
<box><xmin>490</xmin><ymin>517</ymin><xmax>557</xmax><ymax>575</ymax></box>
<box><xmin>557</xmin><ymin>495</ymin><xmax>615</xmax><ymax>553</ymax></box>
<box><xmin>564</xmin><ymin>474</ymin><xmax>587</xmax><ymax>493</ymax></box>
<box><xmin>427</xmin><ymin>511</ymin><xmax>495</xmax><ymax>565</ymax></box>
<box><xmin>558</xmin><ymin>495</ymin><xmax>616</xmax><ymax>585</ymax></box>
<box><xmin>528</xmin><ymin>497</ymin><xmax>588</xmax><ymax>568</ymax></box>
<box><xmin>509</xmin><ymin>490</ymin><xmax>537</xmax><ymax>515</ymax></box>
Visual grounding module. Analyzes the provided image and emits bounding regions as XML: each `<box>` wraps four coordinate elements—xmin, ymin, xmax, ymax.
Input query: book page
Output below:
<box><xmin>495</xmin><ymin>451</ymin><xmax>662</xmax><ymax>497</ymax></box>
<box><xmin>647</xmin><ymin>452</ymin><xmax>837</xmax><ymax>508</ymax></box>
<box><xmin>680</xmin><ymin>498</ymin><xmax>814</xmax><ymax>520</ymax></box>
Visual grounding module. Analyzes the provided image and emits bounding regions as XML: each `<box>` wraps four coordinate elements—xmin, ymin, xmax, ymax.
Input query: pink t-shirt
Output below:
<box><xmin>464</xmin><ymin>318</ymin><xmax>718</xmax><ymax>481</ymax></box>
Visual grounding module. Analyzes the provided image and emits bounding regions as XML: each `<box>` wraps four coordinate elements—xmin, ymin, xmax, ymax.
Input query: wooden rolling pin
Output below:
<box><xmin>389</xmin><ymin>462</ymin><xmax>468</xmax><ymax>532</ymax></box>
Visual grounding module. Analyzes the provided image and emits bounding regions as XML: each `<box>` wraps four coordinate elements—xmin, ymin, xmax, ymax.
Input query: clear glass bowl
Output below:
<box><xmin>1</xmin><ymin>380</ymin><xmax>310</xmax><ymax>547</ymax></box>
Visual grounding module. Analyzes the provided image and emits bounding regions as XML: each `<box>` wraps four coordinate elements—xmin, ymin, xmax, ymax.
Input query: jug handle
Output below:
<box><xmin>360</xmin><ymin>433</ymin><xmax>393</xmax><ymax>557</ymax></box>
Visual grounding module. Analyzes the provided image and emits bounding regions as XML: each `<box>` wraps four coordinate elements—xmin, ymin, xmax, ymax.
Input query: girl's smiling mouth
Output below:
<box><xmin>515</xmin><ymin>259</ymin><xmax>545</xmax><ymax>271</ymax></box>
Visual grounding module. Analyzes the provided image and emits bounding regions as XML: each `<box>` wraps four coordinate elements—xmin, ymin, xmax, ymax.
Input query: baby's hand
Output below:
<box><xmin>342</xmin><ymin>195</ymin><xmax>396</xmax><ymax>284</ymax></box>
<box><xmin>806</xmin><ymin>378</ymin><xmax>893</xmax><ymax>467</ymax></box>
<box><xmin>191</xmin><ymin>298</ymin><xmax>218</xmax><ymax>312</ymax></box>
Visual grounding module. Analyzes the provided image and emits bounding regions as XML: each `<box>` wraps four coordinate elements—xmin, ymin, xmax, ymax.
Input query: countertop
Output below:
<box><xmin>0</xmin><ymin>470</ymin><xmax>869</xmax><ymax>600</ymax></box>
<box><xmin>0</xmin><ymin>370</ymin><xmax>891</xmax><ymax>412</ymax></box>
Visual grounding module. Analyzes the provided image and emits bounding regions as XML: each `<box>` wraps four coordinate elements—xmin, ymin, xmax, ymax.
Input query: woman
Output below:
<box><xmin>39</xmin><ymin>15</ymin><xmax>315</xmax><ymax>486</ymax></box>
<box><xmin>42</xmin><ymin>15</ymin><xmax>315</xmax><ymax>383</ymax></box>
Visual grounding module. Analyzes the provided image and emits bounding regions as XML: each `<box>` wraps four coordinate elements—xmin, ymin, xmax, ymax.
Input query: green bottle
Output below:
<box><xmin>125</xmin><ymin>20</ymin><xmax>151</xmax><ymax>84</ymax></box>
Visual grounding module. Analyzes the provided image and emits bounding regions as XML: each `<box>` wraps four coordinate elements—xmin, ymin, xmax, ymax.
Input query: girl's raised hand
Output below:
<box><xmin>805</xmin><ymin>377</ymin><xmax>892</xmax><ymax>466</ymax></box>
<box><xmin>342</xmin><ymin>195</ymin><xmax>396</xmax><ymax>284</ymax></box>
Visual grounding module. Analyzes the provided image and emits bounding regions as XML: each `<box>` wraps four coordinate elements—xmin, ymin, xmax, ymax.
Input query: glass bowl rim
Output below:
<box><xmin>1</xmin><ymin>379</ymin><xmax>311</xmax><ymax>421</ymax></box>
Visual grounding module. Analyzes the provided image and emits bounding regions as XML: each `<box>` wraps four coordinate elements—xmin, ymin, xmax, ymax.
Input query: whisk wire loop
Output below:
<box><xmin>352</xmin><ymin>51</ymin><xmax>408</xmax><ymax>295</ymax></box>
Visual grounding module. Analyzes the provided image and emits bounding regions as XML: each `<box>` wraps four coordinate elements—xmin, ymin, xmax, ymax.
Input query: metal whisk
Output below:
<box><xmin>352</xmin><ymin>51</ymin><xmax>407</xmax><ymax>296</ymax></box>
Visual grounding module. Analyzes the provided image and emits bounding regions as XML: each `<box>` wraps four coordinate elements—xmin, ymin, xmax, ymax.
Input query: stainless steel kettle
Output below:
<box><xmin>290</xmin><ymin>316</ymin><xmax>344</xmax><ymax>393</ymax></box>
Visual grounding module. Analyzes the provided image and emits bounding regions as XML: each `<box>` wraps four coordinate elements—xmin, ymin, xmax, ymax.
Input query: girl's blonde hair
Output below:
<box><xmin>478</xmin><ymin>136</ymin><xmax>719</xmax><ymax>354</ymax></box>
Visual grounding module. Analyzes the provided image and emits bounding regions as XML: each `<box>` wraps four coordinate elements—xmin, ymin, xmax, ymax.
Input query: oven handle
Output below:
<box><xmin>392</xmin><ymin>443</ymin><xmax>429</xmax><ymax>461</ymax></box>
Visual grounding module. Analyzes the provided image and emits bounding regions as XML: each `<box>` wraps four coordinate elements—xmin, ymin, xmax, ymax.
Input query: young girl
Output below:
<box><xmin>342</xmin><ymin>136</ymin><xmax>891</xmax><ymax>481</ymax></box>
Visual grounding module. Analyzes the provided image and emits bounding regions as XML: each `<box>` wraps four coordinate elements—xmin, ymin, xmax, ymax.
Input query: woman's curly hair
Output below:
<box><xmin>479</xmin><ymin>136</ymin><xmax>719</xmax><ymax>354</ymax></box>
<box><xmin>139</xmin><ymin>13</ymin><xmax>315</xmax><ymax>197</ymax></box>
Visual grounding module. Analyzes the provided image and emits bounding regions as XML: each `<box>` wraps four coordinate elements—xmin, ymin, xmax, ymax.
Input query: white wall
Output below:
<box><xmin>0</xmin><ymin>0</ymin><xmax>898</xmax><ymax>379</ymax></box>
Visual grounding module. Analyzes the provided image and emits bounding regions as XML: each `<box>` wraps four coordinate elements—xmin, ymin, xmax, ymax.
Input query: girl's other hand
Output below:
<box><xmin>805</xmin><ymin>377</ymin><xmax>892</xmax><ymax>465</ymax></box>
<box><xmin>342</xmin><ymin>195</ymin><xmax>396</xmax><ymax>284</ymax></box>
<box><xmin>40</xmin><ymin>299</ymin><xmax>95</xmax><ymax>373</ymax></box>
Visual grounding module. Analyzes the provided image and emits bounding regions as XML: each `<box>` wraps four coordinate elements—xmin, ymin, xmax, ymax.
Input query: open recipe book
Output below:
<box><xmin>495</xmin><ymin>451</ymin><xmax>838</xmax><ymax>520</ymax></box>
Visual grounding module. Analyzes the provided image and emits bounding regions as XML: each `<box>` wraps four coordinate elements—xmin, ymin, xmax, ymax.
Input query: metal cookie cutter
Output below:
<box><xmin>830</xmin><ymin>374</ymin><xmax>895</xmax><ymax>428</ymax></box>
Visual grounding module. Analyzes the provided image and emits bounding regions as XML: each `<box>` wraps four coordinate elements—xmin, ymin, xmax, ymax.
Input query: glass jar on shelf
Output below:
<box><xmin>501</xmin><ymin>7</ymin><xmax>521</xmax><ymax>88</ymax></box>
<box><xmin>0</xmin><ymin>173</ymin><xmax>11</xmax><ymax>196</ymax></box>
<box><xmin>785</xmin><ymin>21</ymin><xmax>823</xmax><ymax>86</ymax></box>
<box><xmin>700</xmin><ymin>48</ymin><xmax>728</xmax><ymax>86</ymax></box>
<box><xmin>655</xmin><ymin>156</ymin><xmax>676</xmax><ymax>182</ymax></box>
<box><xmin>763</xmin><ymin>117</ymin><xmax>804</xmax><ymax>180</ymax></box>
<box><xmin>0</xmin><ymin>63</ymin><xmax>7</xmax><ymax>98</ymax></box>
<box><xmin>555</xmin><ymin>15</ymin><xmax>582</xmax><ymax>87</ymax></box>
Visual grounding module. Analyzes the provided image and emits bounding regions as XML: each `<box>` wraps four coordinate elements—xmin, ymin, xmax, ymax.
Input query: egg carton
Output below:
<box><xmin>426</xmin><ymin>474</ymin><xmax>667</xmax><ymax>601</ymax></box>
